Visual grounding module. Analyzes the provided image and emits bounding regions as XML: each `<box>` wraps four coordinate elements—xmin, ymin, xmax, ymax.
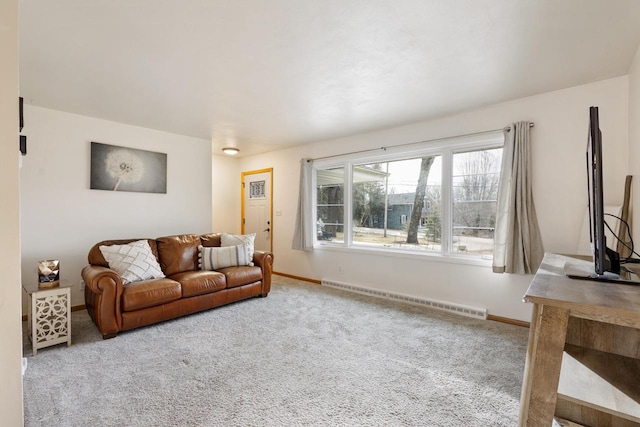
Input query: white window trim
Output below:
<box><xmin>313</xmin><ymin>131</ymin><xmax>503</xmax><ymax>263</ymax></box>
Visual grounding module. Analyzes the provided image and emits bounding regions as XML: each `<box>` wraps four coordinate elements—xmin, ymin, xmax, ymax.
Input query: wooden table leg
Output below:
<box><xmin>518</xmin><ymin>304</ymin><xmax>569</xmax><ymax>426</ymax></box>
<box><xmin>65</xmin><ymin>287</ymin><xmax>72</xmax><ymax>347</ymax></box>
<box><xmin>30</xmin><ymin>292</ymin><xmax>37</xmax><ymax>356</ymax></box>
<box><xmin>518</xmin><ymin>303</ymin><xmax>541</xmax><ymax>425</ymax></box>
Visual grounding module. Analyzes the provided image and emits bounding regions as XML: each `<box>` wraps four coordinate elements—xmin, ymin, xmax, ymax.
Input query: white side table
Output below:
<box><xmin>23</xmin><ymin>282</ymin><xmax>72</xmax><ymax>356</ymax></box>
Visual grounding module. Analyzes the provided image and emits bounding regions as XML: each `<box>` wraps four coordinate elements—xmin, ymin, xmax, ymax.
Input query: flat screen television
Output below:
<box><xmin>564</xmin><ymin>106</ymin><xmax>640</xmax><ymax>284</ymax></box>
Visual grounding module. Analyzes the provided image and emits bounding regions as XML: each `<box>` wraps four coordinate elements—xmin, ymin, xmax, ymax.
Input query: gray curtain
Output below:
<box><xmin>493</xmin><ymin>121</ymin><xmax>544</xmax><ymax>274</ymax></box>
<box><xmin>291</xmin><ymin>158</ymin><xmax>314</xmax><ymax>251</ymax></box>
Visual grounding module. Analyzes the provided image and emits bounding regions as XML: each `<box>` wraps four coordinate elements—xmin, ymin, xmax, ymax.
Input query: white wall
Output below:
<box><xmin>20</xmin><ymin>106</ymin><xmax>213</xmax><ymax>310</ymax></box>
<box><xmin>236</xmin><ymin>76</ymin><xmax>630</xmax><ymax>322</ymax></box>
<box><xmin>0</xmin><ymin>0</ymin><xmax>24</xmax><ymax>424</ymax></box>
<box><xmin>212</xmin><ymin>154</ymin><xmax>241</xmax><ymax>234</ymax></box>
<box><xmin>629</xmin><ymin>44</ymin><xmax>640</xmax><ymax>246</ymax></box>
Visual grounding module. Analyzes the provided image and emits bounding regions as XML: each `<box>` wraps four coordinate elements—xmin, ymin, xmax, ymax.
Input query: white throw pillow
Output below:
<box><xmin>221</xmin><ymin>233</ymin><xmax>255</xmax><ymax>266</ymax></box>
<box><xmin>199</xmin><ymin>244</ymin><xmax>250</xmax><ymax>270</ymax></box>
<box><xmin>99</xmin><ymin>240</ymin><xmax>165</xmax><ymax>285</ymax></box>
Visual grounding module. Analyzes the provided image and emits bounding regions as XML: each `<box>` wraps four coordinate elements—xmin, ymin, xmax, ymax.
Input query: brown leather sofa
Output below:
<box><xmin>81</xmin><ymin>233</ymin><xmax>273</xmax><ymax>339</ymax></box>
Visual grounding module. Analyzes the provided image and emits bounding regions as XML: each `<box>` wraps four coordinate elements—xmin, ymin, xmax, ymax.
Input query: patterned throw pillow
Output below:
<box><xmin>220</xmin><ymin>233</ymin><xmax>255</xmax><ymax>266</ymax></box>
<box><xmin>199</xmin><ymin>244</ymin><xmax>250</xmax><ymax>270</ymax></box>
<box><xmin>99</xmin><ymin>240</ymin><xmax>165</xmax><ymax>284</ymax></box>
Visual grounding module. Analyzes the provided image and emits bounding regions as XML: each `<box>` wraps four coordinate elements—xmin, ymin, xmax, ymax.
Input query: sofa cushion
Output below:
<box><xmin>170</xmin><ymin>270</ymin><xmax>227</xmax><ymax>298</ymax></box>
<box><xmin>221</xmin><ymin>233</ymin><xmax>255</xmax><ymax>266</ymax></box>
<box><xmin>121</xmin><ymin>278</ymin><xmax>182</xmax><ymax>312</ymax></box>
<box><xmin>99</xmin><ymin>240</ymin><xmax>165</xmax><ymax>284</ymax></box>
<box><xmin>200</xmin><ymin>233</ymin><xmax>221</xmax><ymax>247</ymax></box>
<box><xmin>217</xmin><ymin>265</ymin><xmax>263</xmax><ymax>289</ymax></box>
<box><xmin>156</xmin><ymin>234</ymin><xmax>201</xmax><ymax>276</ymax></box>
<box><xmin>199</xmin><ymin>244</ymin><xmax>251</xmax><ymax>270</ymax></box>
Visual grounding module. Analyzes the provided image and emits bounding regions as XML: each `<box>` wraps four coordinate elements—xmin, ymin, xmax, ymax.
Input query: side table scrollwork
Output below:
<box><xmin>23</xmin><ymin>282</ymin><xmax>72</xmax><ymax>356</ymax></box>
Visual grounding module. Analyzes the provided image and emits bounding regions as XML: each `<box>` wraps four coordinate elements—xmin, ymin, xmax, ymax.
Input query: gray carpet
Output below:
<box><xmin>23</xmin><ymin>276</ymin><xmax>529</xmax><ymax>426</ymax></box>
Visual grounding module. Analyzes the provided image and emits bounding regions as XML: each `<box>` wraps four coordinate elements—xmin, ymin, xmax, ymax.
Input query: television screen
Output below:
<box><xmin>19</xmin><ymin>96</ymin><xmax>23</xmax><ymax>131</ymax></box>
<box><xmin>564</xmin><ymin>107</ymin><xmax>640</xmax><ymax>284</ymax></box>
<box><xmin>587</xmin><ymin>106</ymin><xmax>608</xmax><ymax>275</ymax></box>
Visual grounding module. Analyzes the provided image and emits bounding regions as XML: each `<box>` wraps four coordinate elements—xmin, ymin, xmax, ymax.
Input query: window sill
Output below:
<box><xmin>314</xmin><ymin>242</ymin><xmax>494</xmax><ymax>268</ymax></box>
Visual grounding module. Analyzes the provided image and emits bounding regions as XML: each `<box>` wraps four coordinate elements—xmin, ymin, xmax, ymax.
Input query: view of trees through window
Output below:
<box><xmin>351</xmin><ymin>156</ymin><xmax>442</xmax><ymax>251</ymax></box>
<box><xmin>452</xmin><ymin>148</ymin><xmax>502</xmax><ymax>254</ymax></box>
<box><xmin>315</xmin><ymin>145</ymin><xmax>502</xmax><ymax>257</ymax></box>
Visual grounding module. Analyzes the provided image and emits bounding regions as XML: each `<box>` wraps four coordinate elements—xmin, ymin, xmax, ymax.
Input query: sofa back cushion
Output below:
<box><xmin>200</xmin><ymin>233</ymin><xmax>222</xmax><ymax>247</ymax></box>
<box><xmin>89</xmin><ymin>238</ymin><xmax>159</xmax><ymax>268</ymax></box>
<box><xmin>156</xmin><ymin>234</ymin><xmax>201</xmax><ymax>276</ymax></box>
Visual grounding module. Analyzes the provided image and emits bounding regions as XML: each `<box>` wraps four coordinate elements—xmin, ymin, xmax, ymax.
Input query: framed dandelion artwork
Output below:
<box><xmin>90</xmin><ymin>142</ymin><xmax>167</xmax><ymax>193</ymax></box>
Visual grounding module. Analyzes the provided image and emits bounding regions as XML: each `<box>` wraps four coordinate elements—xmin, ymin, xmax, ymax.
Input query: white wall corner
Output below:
<box><xmin>0</xmin><ymin>0</ymin><xmax>25</xmax><ymax>423</ymax></box>
<box><xmin>628</xmin><ymin>42</ymin><xmax>640</xmax><ymax>245</ymax></box>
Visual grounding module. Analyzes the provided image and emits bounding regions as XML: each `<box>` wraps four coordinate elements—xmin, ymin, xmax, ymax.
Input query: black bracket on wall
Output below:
<box><xmin>20</xmin><ymin>135</ymin><xmax>27</xmax><ymax>155</ymax></box>
<box><xmin>19</xmin><ymin>97</ymin><xmax>26</xmax><ymax>155</ymax></box>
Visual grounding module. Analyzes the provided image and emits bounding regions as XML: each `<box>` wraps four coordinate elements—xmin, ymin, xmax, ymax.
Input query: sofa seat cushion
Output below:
<box><xmin>121</xmin><ymin>278</ymin><xmax>182</xmax><ymax>312</ymax></box>
<box><xmin>170</xmin><ymin>270</ymin><xmax>227</xmax><ymax>297</ymax></box>
<box><xmin>217</xmin><ymin>265</ymin><xmax>263</xmax><ymax>288</ymax></box>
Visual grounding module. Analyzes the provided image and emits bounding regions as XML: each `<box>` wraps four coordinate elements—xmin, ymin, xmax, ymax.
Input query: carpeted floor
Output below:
<box><xmin>23</xmin><ymin>276</ymin><xmax>529</xmax><ymax>426</ymax></box>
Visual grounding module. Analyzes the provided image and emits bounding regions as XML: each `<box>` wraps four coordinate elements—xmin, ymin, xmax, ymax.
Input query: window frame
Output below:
<box><xmin>312</xmin><ymin>132</ymin><xmax>504</xmax><ymax>261</ymax></box>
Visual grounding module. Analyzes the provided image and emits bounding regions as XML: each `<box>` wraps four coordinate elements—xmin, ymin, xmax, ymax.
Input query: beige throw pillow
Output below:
<box><xmin>99</xmin><ymin>240</ymin><xmax>165</xmax><ymax>284</ymax></box>
<box><xmin>220</xmin><ymin>233</ymin><xmax>255</xmax><ymax>266</ymax></box>
<box><xmin>199</xmin><ymin>244</ymin><xmax>250</xmax><ymax>270</ymax></box>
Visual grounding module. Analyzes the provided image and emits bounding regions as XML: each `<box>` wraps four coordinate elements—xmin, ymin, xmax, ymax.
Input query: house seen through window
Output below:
<box><xmin>316</xmin><ymin>167</ymin><xmax>345</xmax><ymax>243</ymax></box>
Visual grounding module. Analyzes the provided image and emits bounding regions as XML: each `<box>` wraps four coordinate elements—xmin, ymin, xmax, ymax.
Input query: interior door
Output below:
<box><xmin>242</xmin><ymin>168</ymin><xmax>273</xmax><ymax>253</ymax></box>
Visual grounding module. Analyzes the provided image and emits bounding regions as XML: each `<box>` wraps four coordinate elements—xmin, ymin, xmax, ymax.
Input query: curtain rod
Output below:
<box><xmin>307</xmin><ymin>122</ymin><xmax>534</xmax><ymax>162</ymax></box>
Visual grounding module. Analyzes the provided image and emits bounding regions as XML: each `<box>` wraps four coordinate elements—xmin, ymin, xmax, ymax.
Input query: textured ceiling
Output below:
<box><xmin>19</xmin><ymin>0</ymin><xmax>640</xmax><ymax>156</ymax></box>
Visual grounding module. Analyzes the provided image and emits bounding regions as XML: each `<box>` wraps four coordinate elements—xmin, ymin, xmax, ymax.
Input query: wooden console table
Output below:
<box><xmin>518</xmin><ymin>253</ymin><xmax>640</xmax><ymax>426</ymax></box>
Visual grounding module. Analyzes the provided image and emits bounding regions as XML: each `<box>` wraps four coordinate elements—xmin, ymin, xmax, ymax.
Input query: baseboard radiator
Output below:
<box><xmin>321</xmin><ymin>279</ymin><xmax>487</xmax><ymax>320</ymax></box>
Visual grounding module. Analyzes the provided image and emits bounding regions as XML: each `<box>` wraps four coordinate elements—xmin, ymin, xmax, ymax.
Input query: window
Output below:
<box><xmin>351</xmin><ymin>156</ymin><xmax>442</xmax><ymax>251</ymax></box>
<box><xmin>314</xmin><ymin>134</ymin><xmax>503</xmax><ymax>259</ymax></box>
<box><xmin>316</xmin><ymin>167</ymin><xmax>345</xmax><ymax>243</ymax></box>
<box><xmin>452</xmin><ymin>148</ymin><xmax>502</xmax><ymax>255</ymax></box>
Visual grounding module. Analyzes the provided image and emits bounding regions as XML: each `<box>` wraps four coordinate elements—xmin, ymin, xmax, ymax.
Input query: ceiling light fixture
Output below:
<box><xmin>222</xmin><ymin>147</ymin><xmax>239</xmax><ymax>155</ymax></box>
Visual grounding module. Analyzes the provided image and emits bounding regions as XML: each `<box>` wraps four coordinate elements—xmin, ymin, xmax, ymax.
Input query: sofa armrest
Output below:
<box><xmin>81</xmin><ymin>265</ymin><xmax>124</xmax><ymax>339</ymax></box>
<box><xmin>252</xmin><ymin>250</ymin><xmax>274</xmax><ymax>296</ymax></box>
